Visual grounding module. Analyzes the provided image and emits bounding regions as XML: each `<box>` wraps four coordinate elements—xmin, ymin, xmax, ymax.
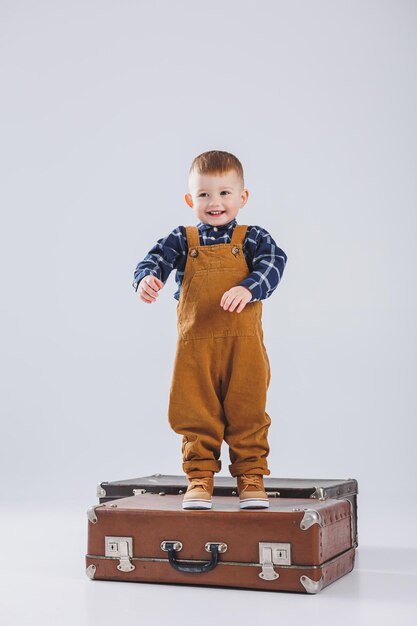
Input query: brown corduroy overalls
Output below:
<box><xmin>168</xmin><ymin>224</ymin><xmax>272</xmax><ymax>479</ymax></box>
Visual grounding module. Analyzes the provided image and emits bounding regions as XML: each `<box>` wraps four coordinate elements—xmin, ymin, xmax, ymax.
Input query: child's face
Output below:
<box><xmin>185</xmin><ymin>170</ymin><xmax>249</xmax><ymax>228</ymax></box>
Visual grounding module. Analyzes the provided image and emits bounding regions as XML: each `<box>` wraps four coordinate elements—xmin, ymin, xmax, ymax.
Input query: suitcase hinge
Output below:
<box><xmin>96</xmin><ymin>483</ymin><xmax>107</xmax><ymax>498</ymax></box>
<box><xmin>105</xmin><ymin>536</ymin><xmax>135</xmax><ymax>572</ymax></box>
<box><xmin>310</xmin><ymin>487</ymin><xmax>327</xmax><ymax>501</ymax></box>
<box><xmin>258</xmin><ymin>542</ymin><xmax>291</xmax><ymax>580</ymax></box>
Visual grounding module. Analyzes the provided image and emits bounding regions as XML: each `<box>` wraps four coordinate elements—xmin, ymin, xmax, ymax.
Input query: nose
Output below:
<box><xmin>208</xmin><ymin>195</ymin><xmax>221</xmax><ymax>208</ymax></box>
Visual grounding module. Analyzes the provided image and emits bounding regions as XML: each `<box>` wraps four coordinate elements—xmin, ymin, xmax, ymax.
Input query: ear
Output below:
<box><xmin>240</xmin><ymin>188</ymin><xmax>249</xmax><ymax>207</ymax></box>
<box><xmin>184</xmin><ymin>193</ymin><xmax>194</xmax><ymax>208</ymax></box>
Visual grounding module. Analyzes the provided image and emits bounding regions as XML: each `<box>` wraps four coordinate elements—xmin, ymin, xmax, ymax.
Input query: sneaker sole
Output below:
<box><xmin>239</xmin><ymin>498</ymin><xmax>269</xmax><ymax>509</ymax></box>
<box><xmin>182</xmin><ymin>499</ymin><xmax>212</xmax><ymax>510</ymax></box>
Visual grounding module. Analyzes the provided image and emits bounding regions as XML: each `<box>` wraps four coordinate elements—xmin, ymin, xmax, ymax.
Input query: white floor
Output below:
<box><xmin>0</xmin><ymin>505</ymin><xmax>416</xmax><ymax>626</ymax></box>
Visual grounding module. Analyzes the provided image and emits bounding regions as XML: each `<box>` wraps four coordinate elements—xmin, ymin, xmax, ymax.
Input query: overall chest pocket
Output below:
<box><xmin>182</xmin><ymin>270</ymin><xmax>208</xmax><ymax>303</ymax></box>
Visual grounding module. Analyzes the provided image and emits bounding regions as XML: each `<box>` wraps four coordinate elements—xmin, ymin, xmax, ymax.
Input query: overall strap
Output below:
<box><xmin>230</xmin><ymin>224</ymin><xmax>249</xmax><ymax>246</ymax></box>
<box><xmin>185</xmin><ymin>226</ymin><xmax>200</xmax><ymax>248</ymax></box>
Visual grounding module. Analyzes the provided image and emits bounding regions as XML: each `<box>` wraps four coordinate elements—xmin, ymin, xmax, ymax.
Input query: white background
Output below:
<box><xmin>0</xmin><ymin>1</ymin><xmax>416</xmax><ymax>623</ymax></box>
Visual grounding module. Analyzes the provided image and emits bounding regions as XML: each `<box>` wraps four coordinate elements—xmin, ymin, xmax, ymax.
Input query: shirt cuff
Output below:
<box><xmin>238</xmin><ymin>277</ymin><xmax>261</xmax><ymax>302</ymax></box>
<box><xmin>132</xmin><ymin>270</ymin><xmax>158</xmax><ymax>292</ymax></box>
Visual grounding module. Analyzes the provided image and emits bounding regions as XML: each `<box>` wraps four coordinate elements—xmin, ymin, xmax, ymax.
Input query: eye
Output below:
<box><xmin>198</xmin><ymin>193</ymin><xmax>208</xmax><ymax>197</ymax></box>
<box><xmin>221</xmin><ymin>191</ymin><xmax>230</xmax><ymax>195</ymax></box>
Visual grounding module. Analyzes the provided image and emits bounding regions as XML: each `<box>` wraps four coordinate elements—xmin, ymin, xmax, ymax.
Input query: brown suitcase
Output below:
<box><xmin>86</xmin><ymin>492</ymin><xmax>356</xmax><ymax>594</ymax></box>
<box><xmin>97</xmin><ymin>474</ymin><xmax>359</xmax><ymax>547</ymax></box>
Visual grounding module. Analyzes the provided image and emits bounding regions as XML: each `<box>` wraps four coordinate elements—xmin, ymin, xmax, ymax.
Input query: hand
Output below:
<box><xmin>138</xmin><ymin>275</ymin><xmax>164</xmax><ymax>304</ymax></box>
<box><xmin>220</xmin><ymin>285</ymin><xmax>252</xmax><ymax>313</ymax></box>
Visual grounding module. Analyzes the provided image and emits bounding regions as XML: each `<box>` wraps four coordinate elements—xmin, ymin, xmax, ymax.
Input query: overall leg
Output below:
<box><xmin>220</xmin><ymin>335</ymin><xmax>272</xmax><ymax>477</ymax></box>
<box><xmin>168</xmin><ymin>338</ymin><xmax>226</xmax><ymax>478</ymax></box>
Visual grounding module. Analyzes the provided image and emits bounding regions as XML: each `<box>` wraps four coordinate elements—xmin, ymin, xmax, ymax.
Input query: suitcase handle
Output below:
<box><xmin>163</xmin><ymin>541</ymin><xmax>220</xmax><ymax>574</ymax></box>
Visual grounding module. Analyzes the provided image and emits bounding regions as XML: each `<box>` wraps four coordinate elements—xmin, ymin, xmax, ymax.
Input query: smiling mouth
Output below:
<box><xmin>208</xmin><ymin>211</ymin><xmax>225</xmax><ymax>215</ymax></box>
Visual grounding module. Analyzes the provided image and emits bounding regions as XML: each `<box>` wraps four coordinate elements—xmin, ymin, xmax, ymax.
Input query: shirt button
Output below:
<box><xmin>210</xmin><ymin>236</ymin><xmax>216</xmax><ymax>240</ymax></box>
<box><xmin>213</xmin><ymin>227</ymin><xmax>218</xmax><ymax>231</ymax></box>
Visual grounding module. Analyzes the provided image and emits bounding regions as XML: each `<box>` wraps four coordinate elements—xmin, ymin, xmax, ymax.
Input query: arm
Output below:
<box><xmin>132</xmin><ymin>226</ymin><xmax>183</xmax><ymax>292</ymax></box>
<box><xmin>238</xmin><ymin>227</ymin><xmax>288</xmax><ymax>302</ymax></box>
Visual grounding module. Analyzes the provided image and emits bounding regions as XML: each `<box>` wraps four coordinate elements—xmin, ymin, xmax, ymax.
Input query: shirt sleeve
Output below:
<box><xmin>132</xmin><ymin>226</ymin><xmax>184</xmax><ymax>291</ymax></box>
<box><xmin>238</xmin><ymin>227</ymin><xmax>288</xmax><ymax>301</ymax></box>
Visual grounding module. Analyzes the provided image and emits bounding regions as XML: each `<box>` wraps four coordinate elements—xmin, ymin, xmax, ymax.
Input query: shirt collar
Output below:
<box><xmin>197</xmin><ymin>217</ymin><xmax>237</xmax><ymax>232</ymax></box>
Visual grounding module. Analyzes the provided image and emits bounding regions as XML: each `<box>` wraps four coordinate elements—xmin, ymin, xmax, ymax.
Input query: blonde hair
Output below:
<box><xmin>189</xmin><ymin>150</ymin><xmax>244</xmax><ymax>186</ymax></box>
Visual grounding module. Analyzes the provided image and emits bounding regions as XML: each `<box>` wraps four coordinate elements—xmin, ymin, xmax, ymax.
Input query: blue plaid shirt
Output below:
<box><xmin>132</xmin><ymin>218</ymin><xmax>287</xmax><ymax>302</ymax></box>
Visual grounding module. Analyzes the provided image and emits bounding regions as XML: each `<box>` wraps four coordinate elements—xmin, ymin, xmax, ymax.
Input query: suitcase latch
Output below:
<box><xmin>105</xmin><ymin>536</ymin><xmax>135</xmax><ymax>572</ymax></box>
<box><xmin>259</xmin><ymin>542</ymin><xmax>291</xmax><ymax>580</ymax></box>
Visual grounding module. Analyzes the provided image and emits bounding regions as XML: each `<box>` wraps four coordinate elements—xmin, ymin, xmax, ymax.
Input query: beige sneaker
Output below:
<box><xmin>237</xmin><ymin>474</ymin><xmax>269</xmax><ymax>509</ymax></box>
<box><xmin>182</xmin><ymin>475</ymin><xmax>214</xmax><ymax>510</ymax></box>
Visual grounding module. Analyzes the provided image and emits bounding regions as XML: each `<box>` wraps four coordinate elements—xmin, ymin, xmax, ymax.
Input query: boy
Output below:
<box><xmin>133</xmin><ymin>151</ymin><xmax>287</xmax><ymax>510</ymax></box>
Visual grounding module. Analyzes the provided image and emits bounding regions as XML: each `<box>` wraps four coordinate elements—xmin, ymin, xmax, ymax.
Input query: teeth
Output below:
<box><xmin>209</xmin><ymin>211</ymin><xmax>223</xmax><ymax>215</ymax></box>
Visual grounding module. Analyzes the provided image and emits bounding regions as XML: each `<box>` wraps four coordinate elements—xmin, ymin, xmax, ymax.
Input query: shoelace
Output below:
<box><xmin>188</xmin><ymin>478</ymin><xmax>212</xmax><ymax>492</ymax></box>
<box><xmin>239</xmin><ymin>475</ymin><xmax>263</xmax><ymax>490</ymax></box>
